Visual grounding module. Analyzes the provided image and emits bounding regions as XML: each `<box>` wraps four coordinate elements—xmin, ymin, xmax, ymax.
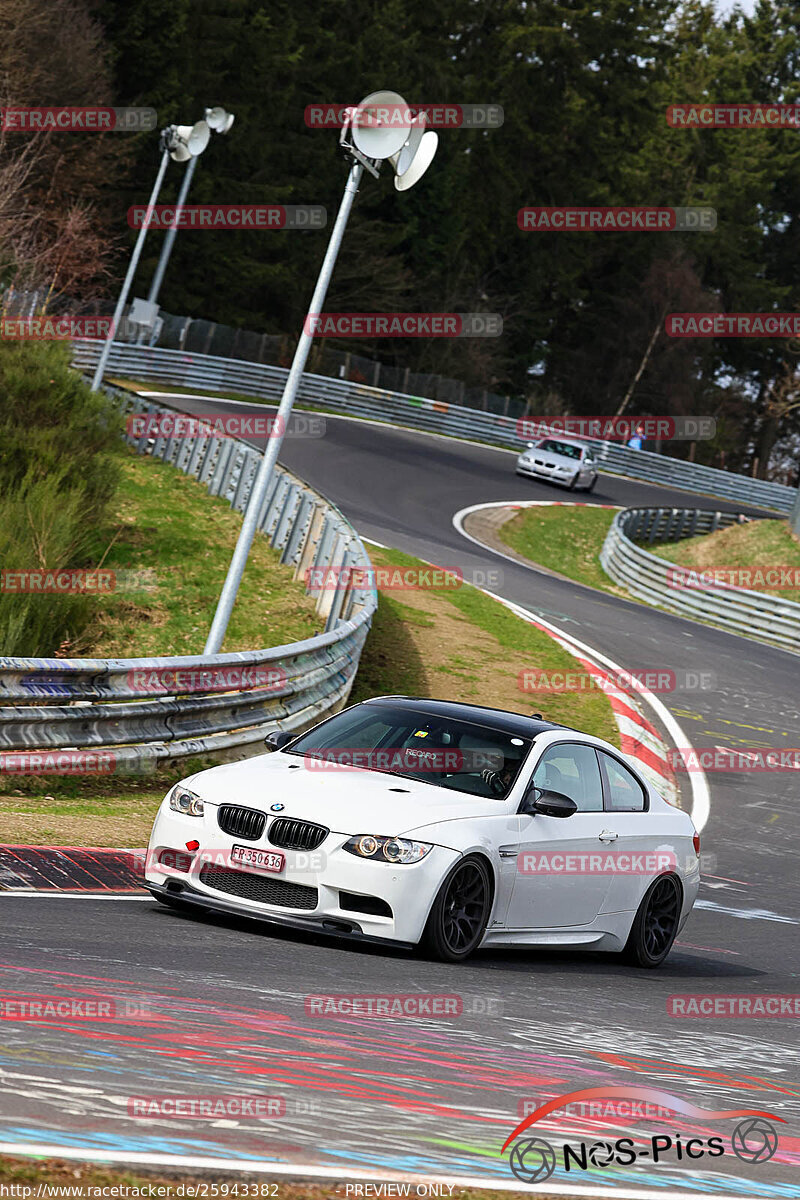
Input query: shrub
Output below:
<box><xmin>0</xmin><ymin>339</ymin><xmax>121</xmax><ymax>656</ymax></box>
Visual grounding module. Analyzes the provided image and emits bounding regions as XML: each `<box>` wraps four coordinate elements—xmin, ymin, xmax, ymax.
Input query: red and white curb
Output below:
<box><xmin>452</xmin><ymin>500</ymin><xmax>710</xmax><ymax>829</ymax></box>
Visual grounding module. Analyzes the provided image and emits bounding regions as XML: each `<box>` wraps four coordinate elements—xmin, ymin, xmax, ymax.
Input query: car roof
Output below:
<box><xmin>364</xmin><ymin>695</ymin><xmax>563</xmax><ymax>739</ymax></box>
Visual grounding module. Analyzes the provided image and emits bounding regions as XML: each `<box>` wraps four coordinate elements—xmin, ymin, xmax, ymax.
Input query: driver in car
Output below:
<box><xmin>480</xmin><ymin>753</ymin><xmax>518</xmax><ymax>796</ymax></box>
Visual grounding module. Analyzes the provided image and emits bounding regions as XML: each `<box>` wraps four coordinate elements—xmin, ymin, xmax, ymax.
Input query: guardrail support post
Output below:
<box><xmin>791</xmin><ymin>487</ymin><xmax>800</xmax><ymax>537</ymax></box>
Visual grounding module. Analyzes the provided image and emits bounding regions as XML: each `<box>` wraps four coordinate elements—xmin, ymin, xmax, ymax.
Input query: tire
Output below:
<box><xmin>420</xmin><ymin>856</ymin><xmax>493</xmax><ymax>962</ymax></box>
<box><xmin>585</xmin><ymin>474</ymin><xmax>597</xmax><ymax>492</ymax></box>
<box><xmin>621</xmin><ymin>874</ymin><xmax>682</xmax><ymax>968</ymax></box>
<box><xmin>568</xmin><ymin>471</ymin><xmax>580</xmax><ymax>491</ymax></box>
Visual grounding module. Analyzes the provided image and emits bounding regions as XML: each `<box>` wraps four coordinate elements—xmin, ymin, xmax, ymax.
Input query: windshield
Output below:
<box><xmin>285</xmin><ymin>703</ymin><xmax>533</xmax><ymax>799</ymax></box>
<box><xmin>538</xmin><ymin>439</ymin><xmax>583</xmax><ymax>460</ymax></box>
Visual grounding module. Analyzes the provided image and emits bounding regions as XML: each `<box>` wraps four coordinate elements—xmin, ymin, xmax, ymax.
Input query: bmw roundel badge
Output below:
<box><xmin>270</xmin><ymin>803</ymin><xmax>285</xmax><ymax>812</ymax></box>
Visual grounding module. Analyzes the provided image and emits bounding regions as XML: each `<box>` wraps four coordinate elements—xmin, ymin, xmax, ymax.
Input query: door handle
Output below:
<box><xmin>599</xmin><ymin>830</ymin><xmax>618</xmax><ymax>843</ymax></box>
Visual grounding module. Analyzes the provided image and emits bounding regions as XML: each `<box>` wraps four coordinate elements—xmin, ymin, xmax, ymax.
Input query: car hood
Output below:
<box><xmin>184</xmin><ymin>752</ymin><xmax>507</xmax><ymax>836</ymax></box>
<box><xmin>525</xmin><ymin>448</ymin><xmax>578</xmax><ymax>467</ymax></box>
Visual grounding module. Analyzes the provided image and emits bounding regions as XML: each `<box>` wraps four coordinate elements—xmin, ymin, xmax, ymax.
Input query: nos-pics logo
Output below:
<box><xmin>503</xmin><ymin>1087</ymin><xmax>783</xmax><ymax>1184</ymax></box>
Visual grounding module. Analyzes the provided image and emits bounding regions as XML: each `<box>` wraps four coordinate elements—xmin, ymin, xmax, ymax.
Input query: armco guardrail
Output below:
<box><xmin>0</xmin><ymin>388</ymin><xmax>377</xmax><ymax>769</ymax></box>
<box><xmin>600</xmin><ymin>507</ymin><xmax>800</xmax><ymax>651</ymax></box>
<box><xmin>70</xmin><ymin>340</ymin><xmax>797</xmax><ymax>514</ymax></box>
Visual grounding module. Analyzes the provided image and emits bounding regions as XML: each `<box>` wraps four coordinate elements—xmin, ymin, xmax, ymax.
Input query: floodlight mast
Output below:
<box><xmin>204</xmin><ymin>92</ymin><xmax>438</xmax><ymax>654</ymax></box>
<box><xmin>147</xmin><ymin>108</ymin><xmax>236</xmax><ymax>310</ymax></box>
<box><xmin>89</xmin><ymin>145</ymin><xmax>169</xmax><ymax>392</ymax></box>
<box><xmin>203</xmin><ymin>127</ymin><xmax>365</xmax><ymax>654</ymax></box>
<box><xmin>90</xmin><ymin>119</ymin><xmax>213</xmax><ymax>391</ymax></box>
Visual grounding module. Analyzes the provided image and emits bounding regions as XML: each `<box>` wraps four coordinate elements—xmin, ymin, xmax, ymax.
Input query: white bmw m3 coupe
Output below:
<box><xmin>145</xmin><ymin>697</ymin><xmax>699</xmax><ymax>965</ymax></box>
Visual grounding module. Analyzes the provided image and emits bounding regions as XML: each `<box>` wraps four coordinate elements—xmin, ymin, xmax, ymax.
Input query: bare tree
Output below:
<box><xmin>0</xmin><ymin>0</ymin><xmax>127</xmax><ymax>303</ymax></box>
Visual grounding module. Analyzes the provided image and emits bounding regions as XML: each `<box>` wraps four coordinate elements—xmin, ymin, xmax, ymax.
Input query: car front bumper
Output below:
<box><xmin>146</xmin><ymin>879</ymin><xmax>416</xmax><ymax>949</ymax></box>
<box><xmin>145</xmin><ymin>803</ymin><xmax>460</xmax><ymax>946</ymax></box>
<box><xmin>516</xmin><ymin>459</ymin><xmax>575</xmax><ymax>484</ymax></box>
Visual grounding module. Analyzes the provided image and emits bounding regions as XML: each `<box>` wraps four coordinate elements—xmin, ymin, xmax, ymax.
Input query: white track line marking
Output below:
<box><xmin>452</xmin><ymin>501</ymin><xmax>711</xmax><ymax>833</ymax></box>
<box><xmin>0</xmin><ymin>1143</ymin><xmax>744</xmax><ymax>1200</ymax></box>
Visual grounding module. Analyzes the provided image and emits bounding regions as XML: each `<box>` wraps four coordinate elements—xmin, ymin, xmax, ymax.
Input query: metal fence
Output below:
<box><xmin>71</xmin><ymin>340</ymin><xmax>797</xmax><ymax>514</ymax></box>
<box><xmin>1</xmin><ymin>287</ymin><xmax>526</xmax><ymax>418</ymax></box>
<box><xmin>600</xmin><ymin>507</ymin><xmax>800</xmax><ymax>651</ymax></box>
<box><xmin>0</xmin><ymin>388</ymin><xmax>378</xmax><ymax>769</ymax></box>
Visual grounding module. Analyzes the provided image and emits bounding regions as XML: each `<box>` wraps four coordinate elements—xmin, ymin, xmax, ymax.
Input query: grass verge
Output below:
<box><xmin>0</xmin><ymin>1155</ymin><xmax>560</xmax><ymax>1200</ymax></box>
<box><xmin>77</xmin><ymin>448</ymin><xmax>322</xmax><ymax>658</ymax></box>
<box><xmin>650</xmin><ymin>516</ymin><xmax>800</xmax><ymax>602</ymax></box>
<box><xmin>0</xmin><ymin>545</ymin><xmax>618</xmax><ymax>848</ymax></box>
<box><xmin>349</xmin><ymin>544</ymin><xmax>618</xmax><ymax>742</ymax></box>
<box><xmin>497</xmin><ymin>504</ymin><xmax>621</xmax><ymax>594</ymax></box>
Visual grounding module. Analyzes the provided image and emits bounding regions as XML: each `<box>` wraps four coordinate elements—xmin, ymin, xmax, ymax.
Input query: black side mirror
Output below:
<box><xmin>520</xmin><ymin>786</ymin><xmax>578</xmax><ymax>818</ymax></box>
<box><xmin>265</xmin><ymin>729</ymin><xmax>294</xmax><ymax>751</ymax></box>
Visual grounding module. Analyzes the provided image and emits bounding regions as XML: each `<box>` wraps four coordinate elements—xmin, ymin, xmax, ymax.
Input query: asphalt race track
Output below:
<box><xmin>4</xmin><ymin>396</ymin><xmax>798</xmax><ymax>1197</ymax></box>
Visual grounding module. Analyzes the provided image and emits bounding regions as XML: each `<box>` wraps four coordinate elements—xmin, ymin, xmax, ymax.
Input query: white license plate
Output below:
<box><xmin>230</xmin><ymin>844</ymin><xmax>285</xmax><ymax>874</ymax></box>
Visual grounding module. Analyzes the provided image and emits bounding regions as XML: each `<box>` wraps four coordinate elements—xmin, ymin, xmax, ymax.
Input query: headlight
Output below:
<box><xmin>343</xmin><ymin>834</ymin><xmax>432</xmax><ymax>864</ymax></box>
<box><xmin>168</xmin><ymin>786</ymin><xmax>204</xmax><ymax>817</ymax></box>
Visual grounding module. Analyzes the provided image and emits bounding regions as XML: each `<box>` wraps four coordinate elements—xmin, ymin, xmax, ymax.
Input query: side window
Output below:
<box><xmin>531</xmin><ymin>744</ymin><xmax>603</xmax><ymax>812</ymax></box>
<box><xmin>598</xmin><ymin>752</ymin><xmax>647</xmax><ymax>812</ymax></box>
